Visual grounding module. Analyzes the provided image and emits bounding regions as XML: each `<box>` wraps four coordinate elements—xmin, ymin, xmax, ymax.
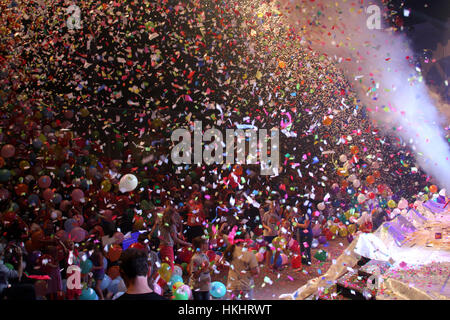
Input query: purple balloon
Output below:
<box><xmin>318</xmin><ymin>235</ymin><xmax>327</xmax><ymax>244</ymax></box>
<box><xmin>347</xmin><ymin>234</ymin><xmax>354</xmax><ymax>243</ymax></box>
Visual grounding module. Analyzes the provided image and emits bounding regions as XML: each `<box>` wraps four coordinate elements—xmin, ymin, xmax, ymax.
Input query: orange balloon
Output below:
<box><xmin>107</xmin><ymin>265</ymin><xmax>120</xmax><ymax>280</ymax></box>
<box><xmin>350</xmin><ymin>146</ymin><xmax>359</xmax><ymax>155</ymax></box>
<box><xmin>366</xmin><ymin>175</ymin><xmax>375</xmax><ymax>184</ymax></box>
<box><xmin>429</xmin><ymin>185</ymin><xmax>438</xmax><ymax>193</ymax></box>
<box><xmin>341</xmin><ymin>180</ymin><xmax>349</xmax><ymax>188</ymax></box>
<box><xmin>278</xmin><ymin>60</ymin><xmax>286</xmax><ymax>69</ymax></box>
<box><xmin>107</xmin><ymin>244</ymin><xmax>122</xmax><ymax>262</ymax></box>
<box><xmin>234</xmin><ymin>165</ymin><xmax>243</xmax><ymax>176</ymax></box>
<box><xmin>373</xmin><ymin>170</ymin><xmax>380</xmax><ymax>179</ymax></box>
<box><xmin>323</xmin><ymin>117</ymin><xmax>332</xmax><ymax>126</ymax></box>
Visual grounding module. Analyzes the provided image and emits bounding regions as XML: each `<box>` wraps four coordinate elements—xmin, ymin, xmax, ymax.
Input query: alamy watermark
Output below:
<box><xmin>366</xmin><ymin>5</ymin><xmax>382</xmax><ymax>30</ymax></box>
<box><xmin>170</xmin><ymin>121</ymin><xmax>280</xmax><ymax>176</ymax></box>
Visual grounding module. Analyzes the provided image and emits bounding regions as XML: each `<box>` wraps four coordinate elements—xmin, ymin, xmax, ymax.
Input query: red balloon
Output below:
<box><xmin>129</xmin><ymin>242</ymin><xmax>145</xmax><ymax>250</ymax></box>
<box><xmin>42</xmin><ymin>188</ymin><xmax>54</xmax><ymax>201</ymax></box>
<box><xmin>15</xmin><ymin>184</ymin><xmax>28</xmax><ymax>196</ymax></box>
<box><xmin>107</xmin><ymin>245</ymin><xmax>122</xmax><ymax>262</ymax></box>
<box><xmin>107</xmin><ymin>265</ymin><xmax>120</xmax><ymax>280</ymax></box>
<box><xmin>71</xmin><ymin>189</ymin><xmax>84</xmax><ymax>202</ymax></box>
<box><xmin>291</xmin><ymin>255</ymin><xmax>302</xmax><ymax>269</ymax></box>
<box><xmin>38</xmin><ymin>176</ymin><xmax>52</xmax><ymax>189</ymax></box>
<box><xmin>206</xmin><ymin>250</ymin><xmax>216</xmax><ymax>262</ymax></box>
<box><xmin>1</xmin><ymin>144</ymin><xmax>15</xmax><ymax>158</ymax></box>
<box><xmin>177</xmin><ymin>246</ymin><xmax>193</xmax><ymax>263</ymax></box>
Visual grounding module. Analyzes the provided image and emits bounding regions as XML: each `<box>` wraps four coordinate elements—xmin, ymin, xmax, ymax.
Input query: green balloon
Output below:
<box><xmin>0</xmin><ymin>169</ymin><xmax>11</xmax><ymax>182</ymax></box>
<box><xmin>173</xmin><ymin>290</ymin><xmax>189</xmax><ymax>300</ymax></box>
<box><xmin>4</xmin><ymin>263</ymin><xmax>14</xmax><ymax>270</ymax></box>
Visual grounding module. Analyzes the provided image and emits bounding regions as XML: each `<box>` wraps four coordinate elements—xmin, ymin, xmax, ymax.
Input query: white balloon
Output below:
<box><xmin>311</xmin><ymin>239</ymin><xmax>319</xmax><ymax>248</ymax></box>
<box><xmin>119</xmin><ymin>174</ymin><xmax>138</xmax><ymax>193</ymax></box>
<box><xmin>357</xmin><ymin>194</ymin><xmax>366</xmax><ymax>204</ymax></box>
<box><xmin>352</xmin><ymin>179</ymin><xmax>361</xmax><ymax>188</ymax></box>
<box><xmin>339</xmin><ymin>155</ymin><xmax>347</xmax><ymax>163</ymax></box>
<box><xmin>317</xmin><ymin>202</ymin><xmax>325</xmax><ymax>211</ymax></box>
<box><xmin>348</xmin><ymin>174</ymin><xmax>357</xmax><ymax>183</ymax></box>
<box><xmin>397</xmin><ymin>199</ymin><xmax>408</xmax><ymax>210</ymax></box>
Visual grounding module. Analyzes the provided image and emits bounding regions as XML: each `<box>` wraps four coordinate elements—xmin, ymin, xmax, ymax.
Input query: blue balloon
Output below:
<box><xmin>169</xmin><ymin>275</ymin><xmax>183</xmax><ymax>287</ymax></box>
<box><xmin>0</xmin><ymin>169</ymin><xmax>11</xmax><ymax>182</ymax></box>
<box><xmin>270</xmin><ymin>254</ymin><xmax>283</xmax><ymax>268</ymax></box>
<box><xmin>32</xmin><ymin>139</ymin><xmax>43</xmax><ymax>149</ymax></box>
<box><xmin>100</xmin><ymin>275</ymin><xmax>112</xmax><ymax>291</ymax></box>
<box><xmin>64</xmin><ymin>218</ymin><xmax>77</xmax><ymax>232</ymax></box>
<box><xmin>28</xmin><ymin>194</ymin><xmax>40</xmax><ymax>206</ymax></box>
<box><xmin>80</xmin><ymin>288</ymin><xmax>98</xmax><ymax>300</ymax></box>
<box><xmin>107</xmin><ymin>279</ymin><xmax>121</xmax><ymax>294</ymax></box>
<box><xmin>80</xmin><ymin>259</ymin><xmax>93</xmax><ymax>274</ymax></box>
<box><xmin>210</xmin><ymin>281</ymin><xmax>226</xmax><ymax>298</ymax></box>
<box><xmin>53</xmin><ymin>193</ymin><xmax>62</xmax><ymax>204</ymax></box>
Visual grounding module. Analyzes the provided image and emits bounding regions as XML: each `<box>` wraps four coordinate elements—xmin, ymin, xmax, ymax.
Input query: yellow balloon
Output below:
<box><xmin>344</xmin><ymin>211</ymin><xmax>351</xmax><ymax>220</ymax></box>
<box><xmin>387</xmin><ymin>200</ymin><xmax>396</xmax><ymax>208</ymax></box>
<box><xmin>159</xmin><ymin>263</ymin><xmax>172</xmax><ymax>282</ymax></box>
<box><xmin>172</xmin><ymin>282</ymin><xmax>184</xmax><ymax>292</ymax></box>
<box><xmin>338</xmin><ymin>227</ymin><xmax>348</xmax><ymax>237</ymax></box>
<box><xmin>330</xmin><ymin>225</ymin><xmax>338</xmax><ymax>235</ymax></box>
<box><xmin>347</xmin><ymin>224</ymin><xmax>357</xmax><ymax>234</ymax></box>
<box><xmin>101</xmin><ymin>180</ymin><xmax>112</xmax><ymax>192</ymax></box>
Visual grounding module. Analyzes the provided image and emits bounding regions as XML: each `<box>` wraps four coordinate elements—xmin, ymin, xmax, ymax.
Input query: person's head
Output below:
<box><xmin>119</xmin><ymin>248</ymin><xmax>150</xmax><ymax>286</ymax></box>
<box><xmin>192</xmin><ymin>236</ymin><xmax>208</xmax><ymax>253</ymax></box>
<box><xmin>223</xmin><ymin>228</ymin><xmax>250</xmax><ymax>262</ymax></box>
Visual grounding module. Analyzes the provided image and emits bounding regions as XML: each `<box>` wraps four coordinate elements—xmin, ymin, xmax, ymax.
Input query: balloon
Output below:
<box><xmin>210</xmin><ymin>281</ymin><xmax>226</xmax><ymax>298</ymax></box>
<box><xmin>323</xmin><ymin>117</ymin><xmax>332</xmax><ymax>126</ymax></box>
<box><xmin>312</xmin><ymin>224</ymin><xmax>321</xmax><ymax>237</ymax></box>
<box><xmin>119</xmin><ymin>174</ymin><xmax>138</xmax><ymax>193</ymax></box>
<box><xmin>429</xmin><ymin>185</ymin><xmax>438</xmax><ymax>193</ymax></box>
<box><xmin>366</xmin><ymin>175</ymin><xmax>375</xmax><ymax>185</ymax></box>
<box><xmin>347</xmin><ymin>174</ymin><xmax>357</xmax><ymax>183</ymax></box>
<box><xmin>71</xmin><ymin>189</ymin><xmax>84</xmax><ymax>203</ymax></box>
<box><xmin>38</xmin><ymin>176</ymin><xmax>52</xmax><ymax>188</ymax></box>
<box><xmin>101</xmin><ymin>180</ymin><xmax>112</xmax><ymax>192</ymax></box>
<box><xmin>60</xmin><ymin>200</ymin><xmax>71</xmax><ymax>211</ymax></box>
<box><xmin>169</xmin><ymin>275</ymin><xmax>183</xmax><ymax>287</ymax></box>
<box><xmin>338</xmin><ymin>227</ymin><xmax>348</xmax><ymax>237</ymax></box>
<box><xmin>397</xmin><ymin>199</ymin><xmax>408</xmax><ymax>210</ymax></box>
<box><xmin>311</xmin><ymin>239</ymin><xmax>319</xmax><ymax>248</ymax></box>
<box><xmin>368</xmin><ymin>192</ymin><xmax>375</xmax><ymax>200</ymax></box>
<box><xmin>291</xmin><ymin>255</ymin><xmax>302</xmax><ymax>269</ymax></box>
<box><xmin>180</xmin><ymin>284</ymin><xmax>192</xmax><ymax>299</ymax></box>
<box><xmin>0</xmin><ymin>188</ymin><xmax>10</xmax><ymax>201</ymax></box>
<box><xmin>206</xmin><ymin>250</ymin><xmax>216</xmax><ymax>262</ymax></box>
<box><xmin>64</xmin><ymin>219</ymin><xmax>78</xmax><ymax>232</ymax></box>
<box><xmin>172</xmin><ymin>265</ymin><xmax>183</xmax><ymax>277</ymax></box>
<box><xmin>159</xmin><ymin>263</ymin><xmax>172</xmax><ymax>283</ymax></box>
<box><xmin>1</xmin><ymin>144</ymin><xmax>15</xmax><ymax>158</ymax></box>
<box><xmin>318</xmin><ymin>235</ymin><xmax>327</xmax><ymax>244</ymax></box>
<box><xmin>172</xmin><ymin>281</ymin><xmax>184</xmax><ymax>292</ymax></box>
<box><xmin>317</xmin><ymin>202</ymin><xmax>325</xmax><ymax>211</ymax></box>
<box><xmin>373</xmin><ymin>170</ymin><xmax>380</xmax><ymax>178</ymax></box>
<box><xmin>329</xmin><ymin>225</ymin><xmax>338</xmax><ymax>235</ymax></box>
<box><xmin>178</xmin><ymin>246</ymin><xmax>193</xmax><ymax>263</ymax></box>
<box><xmin>80</xmin><ymin>259</ymin><xmax>93</xmax><ymax>274</ymax></box>
<box><xmin>387</xmin><ymin>200</ymin><xmax>396</xmax><ymax>208</ymax></box>
<box><xmin>52</xmin><ymin>193</ymin><xmax>62</xmax><ymax>204</ymax></box>
<box><xmin>172</xmin><ymin>287</ymin><xmax>189</xmax><ymax>300</ymax></box>
<box><xmin>113</xmin><ymin>232</ymin><xmax>124</xmax><ymax>244</ymax></box>
<box><xmin>353</xmin><ymin>179</ymin><xmax>361</xmax><ymax>188</ymax></box>
<box><xmin>350</xmin><ymin>146</ymin><xmax>359</xmax><ymax>155</ymax></box>
<box><xmin>100</xmin><ymin>275</ymin><xmax>112</xmax><ymax>291</ymax></box>
<box><xmin>15</xmin><ymin>183</ymin><xmax>28</xmax><ymax>196</ymax></box>
<box><xmin>80</xmin><ymin>288</ymin><xmax>98</xmax><ymax>300</ymax></box>
<box><xmin>339</xmin><ymin>154</ymin><xmax>347</xmax><ymax>163</ymax></box>
<box><xmin>69</xmin><ymin>227</ymin><xmax>87</xmax><ymax>242</ymax></box>
<box><xmin>357</xmin><ymin>194</ymin><xmax>366</xmax><ymax>204</ymax></box>
<box><xmin>42</xmin><ymin>188</ymin><xmax>54</xmax><ymax>202</ymax></box>
<box><xmin>347</xmin><ymin>234</ymin><xmax>354</xmax><ymax>243</ymax></box>
<box><xmin>347</xmin><ymin>224</ymin><xmax>357</xmax><ymax>234</ymax></box>
<box><xmin>107</xmin><ymin>266</ymin><xmax>120</xmax><ymax>280</ymax></box>
<box><xmin>255</xmin><ymin>252</ymin><xmax>264</xmax><ymax>262</ymax></box>
<box><xmin>153</xmin><ymin>283</ymin><xmax>162</xmax><ymax>295</ymax></box>
<box><xmin>0</xmin><ymin>169</ymin><xmax>11</xmax><ymax>182</ymax></box>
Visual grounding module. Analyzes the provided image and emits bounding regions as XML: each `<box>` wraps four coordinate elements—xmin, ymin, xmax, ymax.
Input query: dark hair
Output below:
<box><xmin>192</xmin><ymin>236</ymin><xmax>207</xmax><ymax>249</ymax></box>
<box><xmin>119</xmin><ymin>248</ymin><xmax>149</xmax><ymax>279</ymax></box>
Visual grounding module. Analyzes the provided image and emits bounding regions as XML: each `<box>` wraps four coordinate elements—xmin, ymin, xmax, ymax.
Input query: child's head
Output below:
<box><xmin>192</xmin><ymin>236</ymin><xmax>208</xmax><ymax>253</ymax></box>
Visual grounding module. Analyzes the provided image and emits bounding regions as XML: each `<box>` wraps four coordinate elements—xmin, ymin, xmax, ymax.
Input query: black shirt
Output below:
<box><xmin>116</xmin><ymin>292</ymin><xmax>168</xmax><ymax>300</ymax></box>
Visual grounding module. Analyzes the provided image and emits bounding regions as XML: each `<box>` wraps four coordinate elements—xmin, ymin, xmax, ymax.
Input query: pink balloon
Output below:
<box><xmin>56</xmin><ymin>229</ymin><xmax>68</xmax><ymax>241</ymax></box>
<box><xmin>69</xmin><ymin>227</ymin><xmax>87</xmax><ymax>242</ymax></box>
<box><xmin>42</xmin><ymin>188</ymin><xmax>54</xmax><ymax>202</ymax></box>
<box><xmin>38</xmin><ymin>176</ymin><xmax>52</xmax><ymax>189</ymax></box>
<box><xmin>113</xmin><ymin>232</ymin><xmax>124</xmax><ymax>244</ymax></box>
<box><xmin>255</xmin><ymin>252</ymin><xmax>264</xmax><ymax>263</ymax></box>
<box><xmin>1</xmin><ymin>144</ymin><xmax>15</xmax><ymax>158</ymax></box>
<box><xmin>71</xmin><ymin>189</ymin><xmax>84</xmax><ymax>202</ymax></box>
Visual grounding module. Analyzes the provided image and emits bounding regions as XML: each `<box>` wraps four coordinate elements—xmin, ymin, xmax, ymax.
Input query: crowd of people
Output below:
<box><xmin>0</xmin><ymin>0</ymin><xmax>441</xmax><ymax>301</ymax></box>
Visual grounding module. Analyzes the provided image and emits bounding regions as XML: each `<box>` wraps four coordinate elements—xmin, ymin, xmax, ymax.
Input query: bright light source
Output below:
<box><xmin>403</xmin><ymin>9</ymin><xmax>410</xmax><ymax>17</ymax></box>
